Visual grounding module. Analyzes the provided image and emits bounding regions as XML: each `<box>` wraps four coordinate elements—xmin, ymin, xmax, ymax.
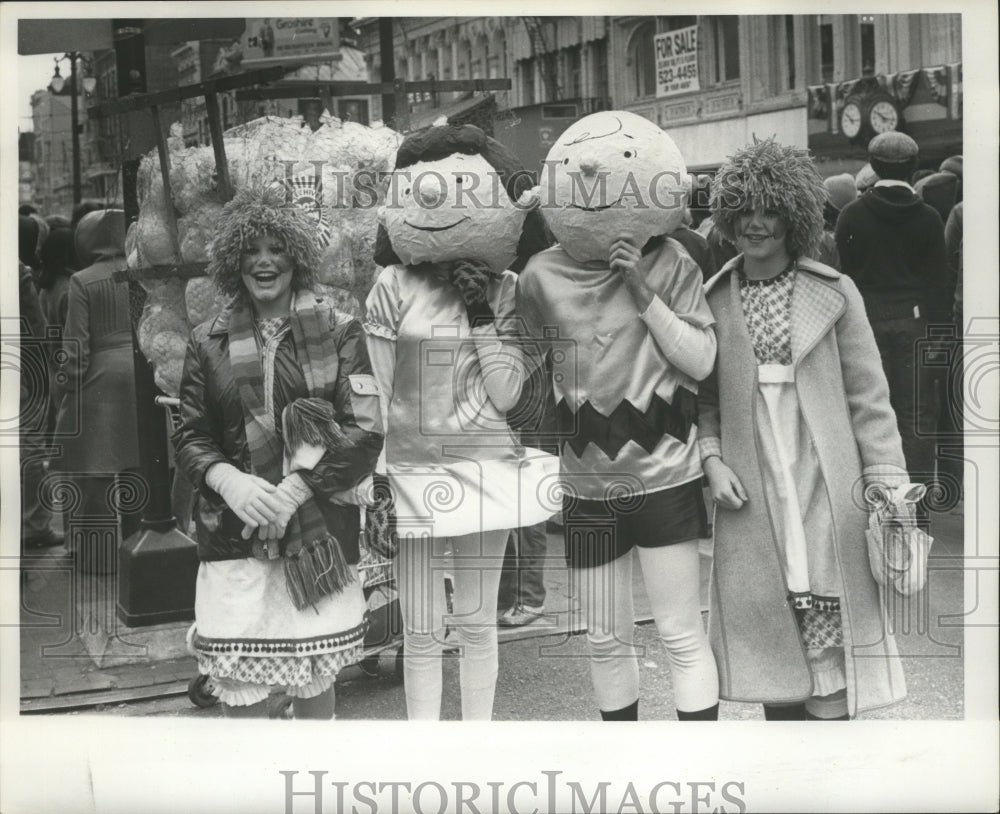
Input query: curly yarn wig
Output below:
<box><xmin>207</xmin><ymin>183</ymin><xmax>320</xmax><ymax>300</ymax></box>
<box><xmin>709</xmin><ymin>137</ymin><xmax>827</xmax><ymax>260</ymax></box>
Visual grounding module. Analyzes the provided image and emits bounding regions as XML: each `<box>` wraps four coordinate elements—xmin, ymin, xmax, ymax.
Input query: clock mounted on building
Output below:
<box><xmin>841</xmin><ymin>89</ymin><xmax>904</xmax><ymax>143</ymax></box>
<box><xmin>868</xmin><ymin>93</ymin><xmax>901</xmax><ymax>133</ymax></box>
<box><xmin>840</xmin><ymin>101</ymin><xmax>863</xmax><ymax>139</ymax></box>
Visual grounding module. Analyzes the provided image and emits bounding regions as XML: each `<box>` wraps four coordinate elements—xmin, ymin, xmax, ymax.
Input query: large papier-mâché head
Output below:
<box><xmin>540</xmin><ymin>110</ymin><xmax>689</xmax><ymax>263</ymax></box>
<box><xmin>374</xmin><ymin>124</ymin><xmax>548</xmax><ymax>273</ymax></box>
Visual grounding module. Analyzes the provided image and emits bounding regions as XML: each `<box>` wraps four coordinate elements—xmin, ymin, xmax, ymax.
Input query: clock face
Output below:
<box><xmin>840</xmin><ymin>102</ymin><xmax>862</xmax><ymax>139</ymax></box>
<box><xmin>870</xmin><ymin>99</ymin><xmax>900</xmax><ymax>133</ymax></box>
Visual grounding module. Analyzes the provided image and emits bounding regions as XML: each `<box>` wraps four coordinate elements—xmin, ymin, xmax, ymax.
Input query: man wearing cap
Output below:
<box><xmin>835</xmin><ymin>132</ymin><xmax>951</xmax><ymax>509</ymax></box>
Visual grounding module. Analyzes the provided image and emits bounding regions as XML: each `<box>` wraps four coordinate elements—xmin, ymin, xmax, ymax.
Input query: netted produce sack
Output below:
<box><xmin>130</xmin><ymin>115</ymin><xmax>402</xmax><ymax>396</ymax></box>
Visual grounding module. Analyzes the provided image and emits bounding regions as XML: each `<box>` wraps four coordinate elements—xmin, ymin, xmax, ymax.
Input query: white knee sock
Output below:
<box><xmin>636</xmin><ymin>542</ymin><xmax>719</xmax><ymax>713</ymax></box>
<box><xmin>574</xmin><ymin>552</ymin><xmax>640</xmax><ymax>712</ymax></box>
<box><xmin>396</xmin><ymin>532</ymin><xmax>448</xmax><ymax>720</ymax></box>
<box><xmin>451</xmin><ymin>529</ymin><xmax>507</xmax><ymax>720</ymax></box>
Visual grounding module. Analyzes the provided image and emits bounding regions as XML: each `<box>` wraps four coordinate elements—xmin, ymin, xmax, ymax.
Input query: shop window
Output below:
<box><xmin>860</xmin><ymin>15</ymin><xmax>876</xmax><ymax>76</ymax></box>
<box><xmin>628</xmin><ymin>21</ymin><xmax>657</xmax><ymax>99</ymax></box>
<box><xmin>541</xmin><ymin>52</ymin><xmax>559</xmax><ymax>101</ymax></box>
<box><xmin>593</xmin><ymin>39</ymin><xmax>609</xmax><ymax>103</ymax></box>
<box><xmin>786</xmin><ymin>16</ymin><xmax>796</xmax><ymax>88</ymax></box>
<box><xmin>710</xmin><ymin>16</ymin><xmax>741</xmax><ymax>84</ymax></box>
<box><xmin>520</xmin><ymin>59</ymin><xmax>536</xmax><ymax>106</ymax></box>
<box><xmin>567</xmin><ymin>45</ymin><xmax>582</xmax><ymax>99</ymax></box>
<box><xmin>819</xmin><ymin>17</ymin><xmax>834</xmax><ymax>84</ymax></box>
<box><xmin>337</xmin><ymin>99</ymin><xmax>369</xmax><ymax>124</ymax></box>
<box><xmin>763</xmin><ymin>15</ymin><xmax>797</xmax><ymax>94</ymax></box>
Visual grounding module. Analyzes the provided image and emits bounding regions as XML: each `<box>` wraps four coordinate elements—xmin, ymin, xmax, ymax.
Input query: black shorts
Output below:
<box><xmin>563</xmin><ymin>479</ymin><xmax>708</xmax><ymax>569</ymax></box>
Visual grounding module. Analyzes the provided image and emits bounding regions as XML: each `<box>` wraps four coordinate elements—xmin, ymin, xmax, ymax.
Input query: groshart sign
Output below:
<box><xmin>242</xmin><ymin>18</ymin><xmax>341</xmax><ymax>68</ymax></box>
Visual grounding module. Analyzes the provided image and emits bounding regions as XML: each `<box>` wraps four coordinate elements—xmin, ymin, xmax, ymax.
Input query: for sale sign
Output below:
<box><xmin>654</xmin><ymin>25</ymin><xmax>700</xmax><ymax>97</ymax></box>
<box><xmin>242</xmin><ymin>18</ymin><xmax>341</xmax><ymax>68</ymax></box>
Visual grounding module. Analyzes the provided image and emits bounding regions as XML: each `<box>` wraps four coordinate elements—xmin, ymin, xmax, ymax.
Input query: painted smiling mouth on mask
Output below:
<box><xmin>570</xmin><ymin>196</ymin><xmax>624</xmax><ymax>212</ymax></box>
<box><xmin>404</xmin><ymin>217</ymin><xmax>470</xmax><ymax>232</ymax></box>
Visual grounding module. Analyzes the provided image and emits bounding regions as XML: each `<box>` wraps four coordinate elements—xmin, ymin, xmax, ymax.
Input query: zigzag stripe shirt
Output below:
<box><xmin>516</xmin><ymin>239</ymin><xmax>716</xmax><ymax>500</ymax></box>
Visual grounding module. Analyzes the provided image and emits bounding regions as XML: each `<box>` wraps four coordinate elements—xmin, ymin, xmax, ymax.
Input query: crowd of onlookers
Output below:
<box><xmin>17</xmin><ymin>202</ymin><xmax>140</xmax><ymax>571</ymax></box>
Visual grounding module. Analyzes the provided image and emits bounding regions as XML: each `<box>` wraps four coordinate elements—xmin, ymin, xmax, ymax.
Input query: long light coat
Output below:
<box><xmin>699</xmin><ymin>256</ymin><xmax>908</xmax><ymax>716</ymax></box>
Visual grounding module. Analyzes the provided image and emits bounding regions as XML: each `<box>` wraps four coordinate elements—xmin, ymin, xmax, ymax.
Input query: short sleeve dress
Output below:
<box><xmin>364</xmin><ymin>265</ymin><xmax>559</xmax><ymax>539</ymax></box>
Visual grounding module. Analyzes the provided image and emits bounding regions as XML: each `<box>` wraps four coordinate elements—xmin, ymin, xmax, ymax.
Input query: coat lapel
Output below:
<box><xmin>790</xmin><ymin>266</ymin><xmax>846</xmax><ymax>366</ymax></box>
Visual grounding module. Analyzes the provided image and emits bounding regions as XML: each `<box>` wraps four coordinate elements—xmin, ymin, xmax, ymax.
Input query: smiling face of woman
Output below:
<box><xmin>239</xmin><ymin>233</ymin><xmax>295</xmax><ymax>317</ymax></box>
<box><xmin>735</xmin><ymin>206</ymin><xmax>791</xmax><ymax>270</ymax></box>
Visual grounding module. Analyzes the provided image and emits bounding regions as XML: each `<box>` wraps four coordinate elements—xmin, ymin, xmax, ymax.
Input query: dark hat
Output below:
<box><xmin>914</xmin><ymin>172</ymin><xmax>958</xmax><ymax>222</ymax></box>
<box><xmin>868</xmin><ymin>132</ymin><xmax>919</xmax><ymax>163</ymax></box>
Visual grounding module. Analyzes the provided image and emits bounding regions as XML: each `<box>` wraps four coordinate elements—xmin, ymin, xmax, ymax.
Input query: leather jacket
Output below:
<box><xmin>173</xmin><ymin>302</ymin><xmax>384</xmax><ymax>562</ymax></box>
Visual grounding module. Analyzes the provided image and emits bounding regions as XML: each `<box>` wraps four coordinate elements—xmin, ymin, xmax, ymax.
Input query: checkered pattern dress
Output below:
<box><xmin>740</xmin><ymin>264</ymin><xmax>846</xmax><ymax>693</ymax></box>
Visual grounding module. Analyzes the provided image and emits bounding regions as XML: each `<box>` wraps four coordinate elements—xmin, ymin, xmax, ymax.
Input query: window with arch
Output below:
<box><xmin>628</xmin><ymin>20</ymin><xmax>657</xmax><ymax>99</ymax></box>
<box><xmin>628</xmin><ymin>16</ymin><xmax>697</xmax><ymax>99</ymax></box>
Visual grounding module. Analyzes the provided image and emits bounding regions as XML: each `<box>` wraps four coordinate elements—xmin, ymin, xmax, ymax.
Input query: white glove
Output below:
<box><xmin>205</xmin><ymin>462</ymin><xmax>281</xmax><ymax>533</ymax></box>
<box><xmin>246</xmin><ymin>473</ymin><xmax>313</xmax><ymax>546</ymax></box>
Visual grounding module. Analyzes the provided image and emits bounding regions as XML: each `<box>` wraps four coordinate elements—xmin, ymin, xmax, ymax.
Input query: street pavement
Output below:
<box><xmin>19</xmin><ymin>507</ymin><xmax>964</xmax><ymax>721</ymax></box>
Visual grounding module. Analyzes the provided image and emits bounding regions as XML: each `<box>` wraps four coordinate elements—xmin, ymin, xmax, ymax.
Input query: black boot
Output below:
<box><xmin>676</xmin><ymin>703</ymin><xmax>719</xmax><ymax>721</ymax></box>
<box><xmin>762</xmin><ymin>702</ymin><xmax>808</xmax><ymax>721</ymax></box>
<box><xmin>600</xmin><ymin>700</ymin><xmax>638</xmax><ymax>721</ymax></box>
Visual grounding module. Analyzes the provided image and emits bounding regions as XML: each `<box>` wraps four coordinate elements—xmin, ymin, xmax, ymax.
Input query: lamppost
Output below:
<box><xmin>49</xmin><ymin>53</ymin><xmax>97</xmax><ymax>206</ymax></box>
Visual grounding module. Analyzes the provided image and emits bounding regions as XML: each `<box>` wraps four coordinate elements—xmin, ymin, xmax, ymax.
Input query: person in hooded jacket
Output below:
<box><xmin>51</xmin><ymin>210</ymin><xmax>141</xmax><ymax>573</ymax></box>
<box><xmin>834</xmin><ymin>133</ymin><xmax>950</xmax><ymax>517</ymax></box>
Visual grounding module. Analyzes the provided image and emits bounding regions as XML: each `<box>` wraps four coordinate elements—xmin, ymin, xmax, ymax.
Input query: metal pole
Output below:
<box><xmin>112</xmin><ymin>19</ymin><xmax>198</xmax><ymax>627</ymax></box>
<box><xmin>70</xmin><ymin>53</ymin><xmax>81</xmax><ymax>205</ymax></box>
<box><xmin>112</xmin><ymin>21</ymin><xmax>175</xmax><ymax>531</ymax></box>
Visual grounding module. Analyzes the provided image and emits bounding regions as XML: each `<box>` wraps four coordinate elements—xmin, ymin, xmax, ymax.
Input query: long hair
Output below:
<box><xmin>709</xmin><ymin>137</ymin><xmax>827</xmax><ymax>260</ymax></box>
<box><xmin>206</xmin><ymin>183</ymin><xmax>320</xmax><ymax>300</ymax></box>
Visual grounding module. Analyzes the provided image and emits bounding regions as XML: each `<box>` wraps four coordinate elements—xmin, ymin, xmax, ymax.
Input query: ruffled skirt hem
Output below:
<box><xmin>195</xmin><ymin>644</ymin><xmax>364</xmax><ymax>706</ymax></box>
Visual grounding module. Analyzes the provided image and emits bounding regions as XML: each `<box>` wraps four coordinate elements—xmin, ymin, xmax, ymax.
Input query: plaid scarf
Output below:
<box><xmin>228</xmin><ymin>288</ymin><xmax>354</xmax><ymax>610</ymax></box>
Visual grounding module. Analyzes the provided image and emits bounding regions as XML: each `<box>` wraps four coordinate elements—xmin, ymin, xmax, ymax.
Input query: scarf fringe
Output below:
<box><xmin>284</xmin><ymin>535</ymin><xmax>356</xmax><ymax>612</ymax></box>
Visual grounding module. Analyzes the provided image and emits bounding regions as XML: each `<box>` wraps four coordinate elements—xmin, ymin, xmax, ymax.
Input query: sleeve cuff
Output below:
<box><xmin>698</xmin><ymin>436</ymin><xmax>723</xmax><ymax>462</ymax></box>
<box><xmin>862</xmin><ymin>464</ymin><xmax>909</xmax><ymax>490</ymax></box>
<box><xmin>638</xmin><ymin>294</ymin><xmax>669</xmax><ymax>324</ymax></box>
<box><xmin>362</xmin><ymin>319</ymin><xmax>397</xmax><ymax>341</ymax></box>
<box><xmin>277</xmin><ymin>472</ymin><xmax>313</xmax><ymax>508</ymax></box>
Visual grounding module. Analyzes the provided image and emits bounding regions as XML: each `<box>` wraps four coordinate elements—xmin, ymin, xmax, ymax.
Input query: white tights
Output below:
<box><xmin>575</xmin><ymin>540</ymin><xmax>719</xmax><ymax>713</ymax></box>
<box><xmin>395</xmin><ymin>528</ymin><xmax>508</xmax><ymax>720</ymax></box>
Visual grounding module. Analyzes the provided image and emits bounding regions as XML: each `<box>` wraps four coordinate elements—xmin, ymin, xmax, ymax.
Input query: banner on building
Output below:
<box><xmin>242</xmin><ymin>18</ymin><xmax>341</xmax><ymax>68</ymax></box>
<box><xmin>655</xmin><ymin>25</ymin><xmax>700</xmax><ymax>97</ymax></box>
